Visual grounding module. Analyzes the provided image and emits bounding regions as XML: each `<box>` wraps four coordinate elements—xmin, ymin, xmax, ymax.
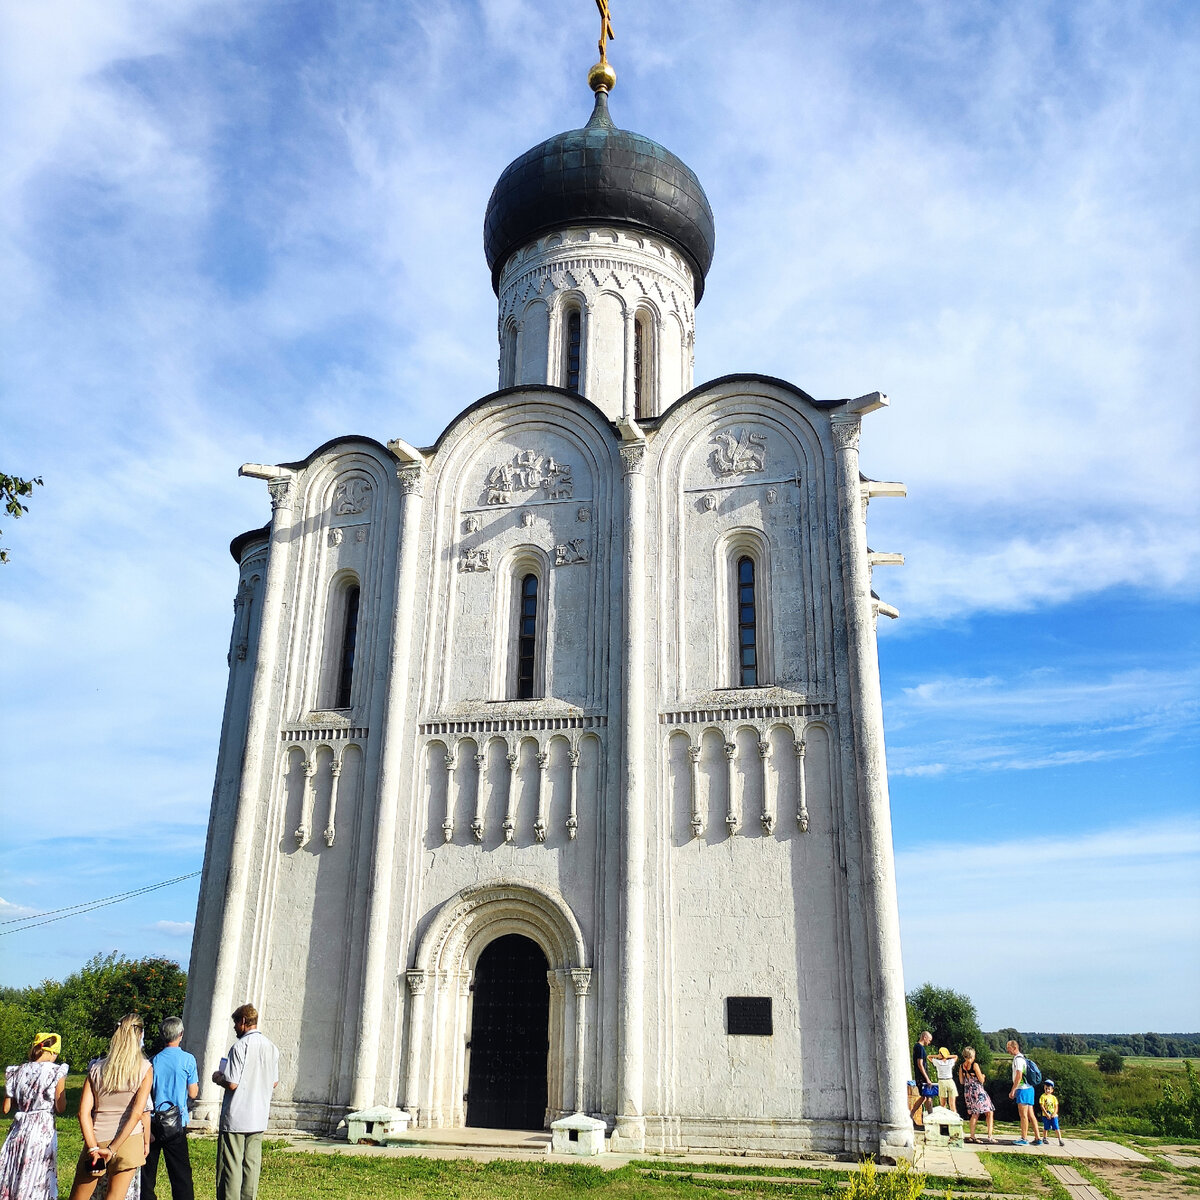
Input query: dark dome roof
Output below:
<box><xmin>483</xmin><ymin>91</ymin><xmax>716</xmax><ymax>302</ymax></box>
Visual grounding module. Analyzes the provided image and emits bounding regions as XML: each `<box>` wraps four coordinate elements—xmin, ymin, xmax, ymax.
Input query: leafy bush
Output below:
<box><xmin>1097</xmin><ymin>1049</ymin><xmax>1125</xmax><ymax>1075</ymax></box>
<box><xmin>1150</xmin><ymin>1061</ymin><xmax>1200</xmax><ymax>1138</ymax></box>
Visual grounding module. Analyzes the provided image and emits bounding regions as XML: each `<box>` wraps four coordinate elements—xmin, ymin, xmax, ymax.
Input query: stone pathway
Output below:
<box><xmin>956</xmin><ymin>1136</ymin><xmax>1150</xmax><ymax>1163</ymax></box>
<box><xmin>1159</xmin><ymin>1154</ymin><xmax>1200</xmax><ymax>1169</ymax></box>
<box><xmin>1046</xmin><ymin>1163</ymin><xmax>1111</xmax><ymax>1200</ymax></box>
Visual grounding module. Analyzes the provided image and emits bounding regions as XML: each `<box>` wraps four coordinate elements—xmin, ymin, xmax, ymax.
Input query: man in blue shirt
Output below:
<box><xmin>142</xmin><ymin>1016</ymin><xmax>199</xmax><ymax>1200</ymax></box>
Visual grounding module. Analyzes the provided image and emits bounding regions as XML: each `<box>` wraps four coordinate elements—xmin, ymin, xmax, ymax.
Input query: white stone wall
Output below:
<box><xmin>187</xmin><ymin>376</ymin><xmax>911</xmax><ymax>1158</ymax></box>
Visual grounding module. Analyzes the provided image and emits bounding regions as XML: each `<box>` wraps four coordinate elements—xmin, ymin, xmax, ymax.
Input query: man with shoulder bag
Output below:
<box><xmin>142</xmin><ymin>1015</ymin><xmax>199</xmax><ymax>1200</ymax></box>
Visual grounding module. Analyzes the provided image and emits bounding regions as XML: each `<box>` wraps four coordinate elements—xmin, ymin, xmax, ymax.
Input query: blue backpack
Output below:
<box><xmin>1022</xmin><ymin>1055</ymin><xmax>1043</xmax><ymax>1086</ymax></box>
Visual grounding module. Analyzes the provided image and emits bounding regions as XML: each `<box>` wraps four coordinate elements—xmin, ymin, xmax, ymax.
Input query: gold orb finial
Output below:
<box><xmin>588</xmin><ymin>59</ymin><xmax>617</xmax><ymax>93</ymax></box>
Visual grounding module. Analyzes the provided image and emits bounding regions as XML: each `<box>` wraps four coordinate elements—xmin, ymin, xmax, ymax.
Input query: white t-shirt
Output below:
<box><xmin>1012</xmin><ymin>1054</ymin><xmax>1027</xmax><ymax>1084</ymax></box>
<box><xmin>933</xmin><ymin>1056</ymin><xmax>957</xmax><ymax>1081</ymax></box>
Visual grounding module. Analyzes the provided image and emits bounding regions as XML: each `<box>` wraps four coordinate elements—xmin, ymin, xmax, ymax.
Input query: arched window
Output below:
<box><xmin>501</xmin><ymin>322</ymin><xmax>517</xmax><ymax>388</ymax></box>
<box><xmin>516</xmin><ymin>574</ymin><xmax>539</xmax><ymax>699</ymax></box>
<box><xmin>335</xmin><ymin>584</ymin><xmax>360</xmax><ymax>708</ymax></box>
<box><xmin>634</xmin><ymin>310</ymin><xmax>652</xmax><ymax>418</ymax></box>
<box><xmin>564</xmin><ymin>309</ymin><xmax>582</xmax><ymax>392</ymax></box>
<box><xmin>737</xmin><ymin>557</ymin><xmax>758</xmax><ymax>687</ymax></box>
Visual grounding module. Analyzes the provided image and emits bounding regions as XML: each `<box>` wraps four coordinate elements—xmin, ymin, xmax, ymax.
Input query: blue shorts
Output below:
<box><xmin>1042</xmin><ymin>1116</ymin><xmax>1060</xmax><ymax>1131</ymax></box>
<box><xmin>1016</xmin><ymin>1086</ymin><xmax>1035</xmax><ymax>1106</ymax></box>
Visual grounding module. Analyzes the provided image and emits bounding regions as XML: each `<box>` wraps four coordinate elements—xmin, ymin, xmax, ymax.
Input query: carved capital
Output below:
<box><xmin>473</xmin><ymin>753</ymin><xmax>485</xmax><ymax>770</ymax></box>
<box><xmin>506</xmin><ymin>752</ymin><xmax>518</xmax><ymax>771</ymax></box>
<box><xmin>502</xmin><ymin>818</ymin><xmax>515</xmax><ymax>843</ymax></box>
<box><xmin>441</xmin><ymin>818</ymin><xmax>454</xmax><ymax>844</ymax></box>
<box><xmin>471</xmin><ymin>818</ymin><xmax>485</xmax><ymax>842</ymax></box>
<box><xmin>406</xmin><ymin>970</ymin><xmax>427</xmax><ymax>996</ymax></box>
<box><xmin>687</xmin><ymin>745</ymin><xmax>702</xmax><ymax>765</ymax></box>
<box><xmin>570</xmin><ymin>967</ymin><xmax>592</xmax><ymax>997</ymax></box>
<box><xmin>798</xmin><ymin>810</ymin><xmax>810</xmax><ymax>833</ymax></box>
<box><xmin>829</xmin><ymin>416</ymin><xmax>861</xmax><ymax>453</ymax></box>
<box><xmin>537</xmin><ymin>751</ymin><xmax>549</xmax><ymax>771</ymax></box>
<box><xmin>303</xmin><ymin>758</ymin><xmax>317</xmax><ymax>778</ymax></box>
<box><xmin>533</xmin><ymin>819</ymin><xmax>547</xmax><ymax>843</ymax></box>
<box><xmin>567</xmin><ymin>749</ymin><xmax>581</xmax><ymax>768</ymax></box>
<box><xmin>294</xmin><ymin>824</ymin><xmax>309</xmax><ymax>847</ymax></box>
<box><xmin>619</xmin><ymin>442</ymin><xmax>646</xmax><ymax>474</ymax></box>
<box><xmin>323</xmin><ymin>826</ymin><xmax>336</xmax><ymax>847</ymax></box>
<box><xmin>757</xmin><ymin>739</ymin><xmax>770</xmax><ymax>760</ymax></box>
<box><xmin>330</xmin><ymin>759</ymin><xmax>343</xmax><ymax>778</ymax></box>
<box><xmin>723</xmin><ymin>741</ymin><xmax>737</xmax><ymax>761</ymax></box>
<box><xmin>444</xmin><ymin>752</ymin><xmax>456</xmax><ymax>772</ymax></box>
<box><xmin>760</xmin><ymin>812</ymin><xmax>775</xmax><ymax>835</ymax></box>
<box><xmin>690</xmin><ymin>815</ymin><xmax>704</xmax><ymax>839</ymax></box>
<box><xmin>396</xmin><ymin>465</ymin><xmax>424</xmax><ymax>495</ymax></box>
<box><xmin>566</xmin><ymin>815</ymin><xmax>578</xmax><ymax>840</ymax></box>
<box><xmin>725</xmin><ymin>812</ymin><xmax>739</xmax><ymax>834</ymax></box>
<box><xmin>794</xmin><ymin>738</ymin><xmax>807</xmax><ymax>760</ymax></box>
<box><xmin>267</xmin><ymin>478</ymin><xmax>294</xmax><ymax>512</ymax></box>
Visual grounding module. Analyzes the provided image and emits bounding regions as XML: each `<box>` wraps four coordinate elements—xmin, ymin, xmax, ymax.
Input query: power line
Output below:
<box><xmin>0</xmin><ymin>871</ymin><xmax>202</xmax><ymax>936</ymax></box>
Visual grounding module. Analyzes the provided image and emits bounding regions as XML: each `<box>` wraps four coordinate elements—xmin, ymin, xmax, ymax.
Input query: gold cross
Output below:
<box><xmin>595</xmin><ymin>0</ymin><xmax>615</xmax><ymax>62</ymax></box>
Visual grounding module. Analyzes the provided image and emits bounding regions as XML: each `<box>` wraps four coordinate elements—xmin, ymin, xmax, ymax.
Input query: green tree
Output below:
<box><xmin>907</xmin><ymin>983</ymin><xmax>991</xmax><ymax>1070</ymax></box>
<box><xmin>0</xmin><ymin>472</ymin><xmax>43</xmax><ymax>564</ymax></box>
<box><xmin>8</xmin><ymin>953</ymin><xmax>187</xmax><ymax>1066</ymax></box>
<box><xmin>1056</xmin><ymin>1033</ymin><xmax>1087</xmax><ymax>1054</ymax></box>
<box><xmin>1096</xmin><ymin>1049</ymin><xmax>1125</xmax><ymax>1075</ymax></box>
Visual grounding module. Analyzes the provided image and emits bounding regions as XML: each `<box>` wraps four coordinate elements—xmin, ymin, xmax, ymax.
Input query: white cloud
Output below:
<box><xmin>150</xmin><ymin>921</ymin><xmax>194</xmax><ymax>938</ymax></box>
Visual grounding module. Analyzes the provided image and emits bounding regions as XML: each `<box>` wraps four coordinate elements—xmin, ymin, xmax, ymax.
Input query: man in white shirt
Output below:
<box><xmin>212</xmin><ymin>1004</ymin><xmax>279</xmax><ymax>1200</ymax></box>
<box><xmin>1006</xmin><ymin>1038</ymin><xmax>1039</xmax><ymax>1145</ymax></box>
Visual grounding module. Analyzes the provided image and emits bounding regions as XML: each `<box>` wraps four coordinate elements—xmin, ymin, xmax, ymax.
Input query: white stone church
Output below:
<box><xmin>184</xmin><ymin>58</ymin><xmax>913</xmax><ymax>1159</ymax></box>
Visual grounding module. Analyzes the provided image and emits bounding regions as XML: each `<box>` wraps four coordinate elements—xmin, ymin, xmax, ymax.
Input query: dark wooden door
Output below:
<box><xmin>465</xmin><ymin>934</ymin><xmax>549</xmax><ymax>1129</ymax></box>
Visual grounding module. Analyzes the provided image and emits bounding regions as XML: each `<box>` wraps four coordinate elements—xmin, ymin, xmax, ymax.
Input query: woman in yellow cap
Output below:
<box><xmin>0</xmin><ymin>1031</ymin><xmax>69</xmax><ymax>1200</ymax></box>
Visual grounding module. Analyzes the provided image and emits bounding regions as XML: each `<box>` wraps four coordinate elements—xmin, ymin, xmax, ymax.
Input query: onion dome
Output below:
<box><xmin>483</xmin><ymin>83</ymin><xmax>716</xmax><ymax>301</ymax></box>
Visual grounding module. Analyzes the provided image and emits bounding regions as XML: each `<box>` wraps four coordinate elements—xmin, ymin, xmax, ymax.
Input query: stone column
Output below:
<box><xmin>350</xmin><ymin>462</ymin><xmax>424</xmax><ymax>1111</ymax></box>
<box><xmin>794</xmin><ymin>733</ymin><xmax>809</xmax><ymax>833</ymax></box>
<box><xmin>442</xmin><ymin>745</ymin><xmax>457</xmax><ymax>844</ymax></box>
<box><xmin>830</xmin><ymin>413</ymin><xmax>911</xmax><ymax>1149</ymax></box>
<box><xmin>198</xmin><ymin>474</ymin><xmax>296</xmax><ymax>1112</ymax></box>
<box><xmin>758</xmin><ymin>738</ymin><xmax>774</xmax><ymax>834</ymax></box>
<box><xmin>688</xmin><ymin>744</ymin><xmax>703</xmax><ymax>838</ymax></box>
<box><xmin>723</xmin><ymin>740</ymin><xmax>738</xmax><ymax>835</ymax></box>
<box><xmin>471</xmin><ymin>751</ymin><xmax>486</xmax><ymax>842</ymax></box>
<box><xmin>323</xmin><ymin>757</ymin><xmax>342</xmax><ymax>847</ymax></box>
<box><xmin>503</xmin><ymin>747</ymin><xmax>519</xmax><ymax>843</ymax></box>
<box><xmin>613</xmin><ymin>439</ymin><xmax>647</xmax><ymax>1150</ymax></box>
<box><xmin>571</xmin><ymin>968</ymin><xmax>592</xmax><ymax>1113</ymax></box>
<box><xmin>534</xmin><ymin>749</ymin><xmax>550</xmax><ymax>843</ymax></box>
<box><xmin>622</xmin><ymin>307</ymin><xmax>637</xmax><ymax>420</ymax></box>
<box><xmin>402</xmin><ymin>970</ymin><xmax>428</xmax><ymax>1123</ymax></box>
<box><xmin>565</xmin><ymin>746</ymin><xmax>580</xmax><ymax>840</ymax></box>
<box><xmin>294</xmin><ymin>755</ymin><xmax>316</xmax><ymax>847</ymax></box>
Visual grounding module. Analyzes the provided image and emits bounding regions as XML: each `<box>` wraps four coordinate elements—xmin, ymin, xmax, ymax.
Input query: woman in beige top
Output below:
<box><xmin>69</xmin><ymin>1014</ymin><xmax>153</xmax><ymax>1200</ymax></box>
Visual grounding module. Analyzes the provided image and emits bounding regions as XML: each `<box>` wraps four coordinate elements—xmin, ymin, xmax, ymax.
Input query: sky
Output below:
<box><xmin>1</xmin><ymin>0</ymin><xmax>1197</xmax><ymax>1034</ymax></box>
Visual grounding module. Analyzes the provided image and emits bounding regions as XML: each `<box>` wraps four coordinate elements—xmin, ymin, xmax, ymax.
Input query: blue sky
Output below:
<box><xmin>1</xmin><ymin>0</ymin><xmax>1197</xmax><ymax>1033</ymax></box>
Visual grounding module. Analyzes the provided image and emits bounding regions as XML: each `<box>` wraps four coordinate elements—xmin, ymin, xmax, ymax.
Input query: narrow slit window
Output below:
<box><xmin>501</xmin><ymin>324</ymin><xmax>517</xmax><ymax>388</ymax></box>
<box><xmin>565</xmin><ymin>310</ymin><xmax>581</xmax><ymax>392</ymax></box>
<box><xmin>737</xmin><ymin>556</ymin><xmax>758</xmax><ymax>687</ymax></box>
<box><xmin>335</xmin><ymin>585</ymin><xmax>360</xmax><ymax>708</ymax></box>
<box><xmin>633</xmin><ymin>314</ymin><xmax>646</xmax><ymax>416</ymax></box>
<box><xmin>516</xmin><ymin>574</ymin><xmax>538</xmax><ymax>699</ymax></box>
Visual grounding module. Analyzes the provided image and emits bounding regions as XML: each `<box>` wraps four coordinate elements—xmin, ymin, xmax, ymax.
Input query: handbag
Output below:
<box><xmin>150</xmin><ymin>1100</ymin><xmax>185</xmax><ymax>1142</ymax></box>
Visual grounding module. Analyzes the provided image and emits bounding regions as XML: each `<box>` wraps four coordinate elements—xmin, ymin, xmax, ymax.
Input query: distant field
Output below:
<box><xmin>1076</xmin><ymin>1056</ymin><xmax>1192</xmax><ymax>1070</ymax></box>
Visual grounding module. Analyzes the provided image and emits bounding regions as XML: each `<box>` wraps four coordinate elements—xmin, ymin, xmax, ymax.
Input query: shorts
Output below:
<box><xmin>1042</xmin><ymin>1116</ymin><xmax>1060</xmax><ymax>1131</ymax></box>
<box><xmin>72</xmin><ymin>1133</ymin><xmax>147</xmax><ymax>1185</ymax></box>
<box><xmin>1016</xmin><ymin>1086</ymin><xmax>1035</xmax><ymax>1107</ymax></box>
<box><xmin>938</xmin><ymin>1080</ymin><xmax>958</xmax><ymax>1102</ymax></box>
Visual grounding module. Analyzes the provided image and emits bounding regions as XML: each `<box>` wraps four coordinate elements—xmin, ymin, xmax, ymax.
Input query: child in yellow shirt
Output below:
<box><xmin>1038</xmin><ymin>1080</ymin><xmax>1065</xmax><ymax>1146</ymax></box>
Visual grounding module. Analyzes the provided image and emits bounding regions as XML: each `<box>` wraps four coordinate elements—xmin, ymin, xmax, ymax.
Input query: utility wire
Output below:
<box><xmin>0</xmin><ymin>871</ymin><xmax>202</xmax><ymax>936</ymax></box>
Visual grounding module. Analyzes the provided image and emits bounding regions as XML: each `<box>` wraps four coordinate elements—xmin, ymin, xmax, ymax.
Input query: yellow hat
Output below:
<box><xmin>32</xmin><ymin>1032</ymin><xmax>61</xmax><ymax>1055</ymax></box>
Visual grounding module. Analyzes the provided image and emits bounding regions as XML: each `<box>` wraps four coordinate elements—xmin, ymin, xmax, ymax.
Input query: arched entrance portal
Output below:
<box><xmin>404</xmin><ymin>882</ymin><xmax>591</xmax><ymax>1129</ymax></box>
<box><xmin>466</xmin><ymin>934</ymin><xmax>549</xmax><ymax>1129</ymax></box>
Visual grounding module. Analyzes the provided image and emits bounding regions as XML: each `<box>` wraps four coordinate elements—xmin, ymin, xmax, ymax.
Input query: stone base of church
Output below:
<box><xmin>642</xmin><ymin>1116</ymin><xmax>914</xmax><ymax>1162</ymax></box>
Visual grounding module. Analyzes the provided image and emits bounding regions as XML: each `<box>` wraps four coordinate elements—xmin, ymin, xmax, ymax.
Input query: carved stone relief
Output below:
<box><xmin>577</xmin><ymin>506</ymin><xmax>591</xmax><ymax>522</ymax></box>
<box><xmin>333</xmin><ymin>478</ymin><xmax>372</xmax><ymax>515</ymax></box>
<box><xmin>328</xmin><ymin>528</ymin><xmax>343</xmax><ymax>547</ymax></box>
<box><xmin>484</xmin><ymin>451</ymin><xmax>573</xmax><ymax>504</ymax></box>
<box><xmin>458</xmin><ymin>547</ymin><xmax>491</xmax><ymax>572</ymax></box>
<box><xmin>711</xmin><ymin>428</ymin><xmax>768</xmax><ymax>476</ymax></box>
<box><xmin>554</xmin><ymin>539</ymin><xmax>589</xmax><ymax>567</ymax></box>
